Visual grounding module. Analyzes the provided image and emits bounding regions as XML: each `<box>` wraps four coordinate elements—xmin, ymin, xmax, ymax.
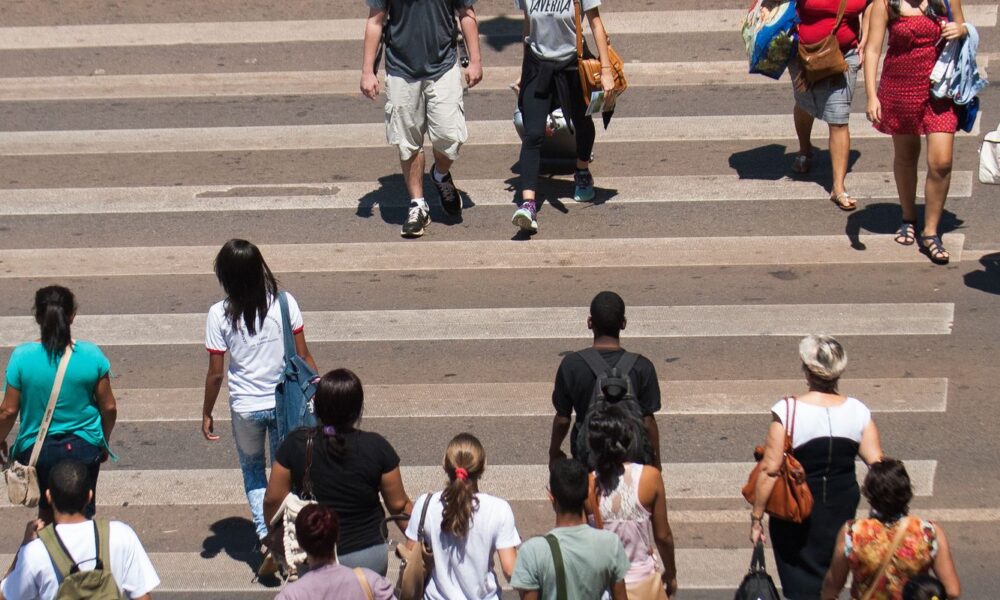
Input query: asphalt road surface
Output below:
<box><xmin>1</xmin><ymin>0</ymin><xmax>999</xmax><ymax>597</ymax></box>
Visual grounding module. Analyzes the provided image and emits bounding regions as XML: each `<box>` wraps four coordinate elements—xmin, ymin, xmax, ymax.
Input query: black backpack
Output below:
<box><xmin>734</xmin><ymin>542</ymin><xmax>780</xmax><ymax>600</ymax></box>
<box><xmin>574</xmin><ymin>348</ymin><xmax>655</xmax><ymax>470</ymax></box>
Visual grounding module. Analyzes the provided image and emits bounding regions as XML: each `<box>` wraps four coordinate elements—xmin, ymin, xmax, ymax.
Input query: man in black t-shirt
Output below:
<box><xmin>549</xmin><ymin>291</ymin><xmax>662</xmax><ymax>467</ymax></box>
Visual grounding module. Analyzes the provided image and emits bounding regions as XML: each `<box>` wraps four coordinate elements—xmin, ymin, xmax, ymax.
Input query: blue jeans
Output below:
<box><xmin>231</xmin><ymin>408</ymin><xmax>279</xmax><ymax>539</ymax></box>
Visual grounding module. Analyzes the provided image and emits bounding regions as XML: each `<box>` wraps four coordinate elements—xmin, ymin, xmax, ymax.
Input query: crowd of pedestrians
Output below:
<box><xmin>0</xmin><ymin>248</ymin><xmax>965</xmax><ymax>597</ymax></box>
<box><xmin>354</xmin><ymin>0</ymin><xmax>982</xmax><ymax>267</ymax></box>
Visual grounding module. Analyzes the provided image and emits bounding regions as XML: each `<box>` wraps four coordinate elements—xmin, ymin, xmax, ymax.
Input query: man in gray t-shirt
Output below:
<box><xmin>360</xmin><ymin>0</ymin><xmax>483</xmax><ymax>239</ymax></box>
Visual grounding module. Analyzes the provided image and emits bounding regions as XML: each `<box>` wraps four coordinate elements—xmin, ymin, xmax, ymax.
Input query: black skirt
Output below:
<box><xmin>769</xmin><ymin>437</ymin><xmax>861</xmax><ymax>599</ymax></box>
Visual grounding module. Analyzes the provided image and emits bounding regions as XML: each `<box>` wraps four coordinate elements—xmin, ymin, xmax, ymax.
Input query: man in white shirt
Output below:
<box><xmin>0</xmin><ymin>459</ymin><xmax>160</xmax><ymax>600</ymax></box>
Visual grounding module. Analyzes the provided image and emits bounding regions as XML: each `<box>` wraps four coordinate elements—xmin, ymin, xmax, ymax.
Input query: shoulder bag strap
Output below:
<box><xmin>417</xmin><ymin>491</ymin><xmax>434</xmax><ymax>543</ymax></box>
<box><xmin>96</xmin><ymin>519</ymin><xmax>112</xmax><ymax>570</ymax></box>
<box><xmin>28</xmin><ymin>344</ymin><xmax>74</xmax><ymax>468</ymax></box>
<box><xmin>354</xmin><ymin>567</ymin><xmax>375</xmax><ymax>600</ymax></box>
<box><xmin>831</xmin><ymin>0</ymin><xmax>849</xmax><ymax>34</ymax></box>
<box><xmin>783</xmin><ymin>396</ymin><xmax>796</xmax><ymax>453</ymax></box>
<box><xmin>941</xmin><ymin>0</ymin><xmax>954</xmax><ymax>21</ymax></box>
<box><xmin>38</xmin><ymin>524</ymin><xmax>76</xmax><ymax>578</ymax></box>
<box><xmin>544</xmin><ymin>534</ymin><xmax>569</xmax><ymax>600</ymax></box>
<box><xmin>277</xmin><ymin>291</ymin><xmax>297</xmax><ymax>364</ymax></box>
<box><xmin>578</xmin><ymin>348</ymin><xmax>611</xmax><ymax>378</ymax></box>
<box><xmin>860</xmin><ymin>517</ymin><xmax>912</xmax><ymax>600</ymax></box>
<box><xmin>301</xmin><ymin>430</ymin><xmax>316</xmax><ymax>500</ymax></box>
<box><xmin>574</xmin><ymin>0</ymin><xmax>584</xmax><ymax>60</ymax></box>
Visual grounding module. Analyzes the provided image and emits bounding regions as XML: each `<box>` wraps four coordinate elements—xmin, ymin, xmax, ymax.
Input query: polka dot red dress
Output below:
<box><xmin>874</xmin><ymin>14</ymin><xmax>958</xmax><ymax>135</ymax></box>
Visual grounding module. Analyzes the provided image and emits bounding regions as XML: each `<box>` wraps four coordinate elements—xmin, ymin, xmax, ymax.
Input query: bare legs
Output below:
<box><xmin>793</xmin><ymin>105</ymin><xmax>852</xmax><ymax>204</ymax></box>
<box><xmin>891</xmin><ymin>132</ymin><xmax>954</xmax><ymax>262</ymax></box>
<box><xmin>401</xmin><ymin>149</ymin><xmax>454</xmax><ymax>201</ymax></box>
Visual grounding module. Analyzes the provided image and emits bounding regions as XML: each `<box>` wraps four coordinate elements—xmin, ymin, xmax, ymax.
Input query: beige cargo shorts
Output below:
<box><xmin>384</xmin><ymin>63</ymin><xmax>468</xmax><ymax>162</ymax></box>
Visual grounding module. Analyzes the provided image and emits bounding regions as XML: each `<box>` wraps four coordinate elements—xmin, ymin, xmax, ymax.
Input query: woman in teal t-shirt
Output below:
<box><xmin>0</xmin><ymin>286</ymin><xmax>118</xmax><ymax>522</ymax></box>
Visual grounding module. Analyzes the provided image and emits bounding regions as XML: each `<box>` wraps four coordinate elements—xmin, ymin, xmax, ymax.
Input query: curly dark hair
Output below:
<box><xmin>862</xmin><ymin>458</ymin><xmax>913</xmax><ymax>518</ymax></box>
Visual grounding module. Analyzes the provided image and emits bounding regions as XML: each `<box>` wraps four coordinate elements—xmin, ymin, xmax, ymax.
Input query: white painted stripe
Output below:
<box><xmin>4</xmin><ymin>59</ymin><xmax>987</xmax><ymax>102</ymax></box>
<box><xmin>0</xmin><ymin>173</ymin><xmax>974</xmax><ymax>215</ymax></box>
<box><xmin>0</xmin><ymin>6</ymin><xmax>993</xmax><ymax>49</ymax></box>
<box><xmin>0</xmin><ymin>548</ymin><xmax>787</xmax><ymax>591</ymax></box>
<box><xmin>115</xmin><ymin>378</ymin><xmax>948</xmax><ymax>421</ymax></box>
<box><xmin>0</xmin><ymin>236</ymin><xmax>968</xmax><ymax>280</ymax></box>
<box><xmin>0</xmin><ymin>114</ymin><xmax>982</xmax><ymax>156</ymax></box>
<box><xmin>0</xmin><ymin>63</ymin><xmax>751</xmax><ymax>101</ymax></box>
<box><xmin>0</xmin><ymin>462</ymin><xmax>937</xmax><ymax>507</ymax></box>
<box><xmin>0</xmin><ymin>304</ymin><xmax>955</xmax><ymax>347</ymax></box>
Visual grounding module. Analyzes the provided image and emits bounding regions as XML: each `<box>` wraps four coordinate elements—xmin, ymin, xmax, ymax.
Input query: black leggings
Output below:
<box><xmin>518</xmin><ymin>69</ymin><xmax>596</xmax><ymax>193</ymax></box>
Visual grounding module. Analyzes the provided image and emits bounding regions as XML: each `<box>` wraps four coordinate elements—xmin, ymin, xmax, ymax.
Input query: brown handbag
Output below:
<box><xmin>742</xmin><ymin>397</ymin><xmax>814</xmax><ymax>523</ymax></box>
<box><xmin>574</xmin><ymin>0</ymin><xmax>628</xmax><ymax>106</ymax></box>
<box><xmin>796</xmin><ymin>0</ymin><xmax>850</xmax><ymax>84</ymax></box>
<box><xmin>394</xmin><ymin>492</ymin><xmax>434</xmax><ymax>600</ymax></box>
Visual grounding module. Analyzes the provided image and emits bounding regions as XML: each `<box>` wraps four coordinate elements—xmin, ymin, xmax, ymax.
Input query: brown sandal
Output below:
<box><xmin>830</xmin><ymin>191</ymin><xmax>857</xmax><ymax>211</ymax></box>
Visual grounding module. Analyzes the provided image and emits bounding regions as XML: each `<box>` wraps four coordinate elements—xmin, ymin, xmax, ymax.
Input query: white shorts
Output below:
<box><xmin>384</xmin><ymin>63</ymin><xmax>467</xmax><ymax>161</ymax></box>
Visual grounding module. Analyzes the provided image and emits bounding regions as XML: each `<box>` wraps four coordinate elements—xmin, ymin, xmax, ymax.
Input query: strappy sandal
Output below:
<box><xmin>791</xmin><ymin>153</ymin><xmax>812</xmax><ymax>174</ymax></box>
<box><xmin>830</xmin><ymin>191</ymin><xmax>857</xmax><ymax>211</ymax></box>
<box><xmin>920</xmin><ymin>234</ymin><xmax>951</xmax><ymax>265</ymax></box>
<box><xmin>893</xmin><ymin>220</ymin><xmax>917</xmax><ymax>245</ymax></box>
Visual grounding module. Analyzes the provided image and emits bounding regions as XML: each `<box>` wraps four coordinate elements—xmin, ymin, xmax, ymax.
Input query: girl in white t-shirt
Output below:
<box><xmin>201</xmin><ymin>239</ymin><xmax>317</xmax><ymax>541</ymax></box>
<box><xmin>405</xmin><ymin>434</ymin><xmax>521</xmax><ymax>600</ymax></box>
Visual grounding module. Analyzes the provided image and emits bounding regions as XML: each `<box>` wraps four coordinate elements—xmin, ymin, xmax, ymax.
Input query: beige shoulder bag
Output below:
<box><xmin>4</xmin><ymin>343</ymin><xmax>74</xmax><ymax>507</ymax></box>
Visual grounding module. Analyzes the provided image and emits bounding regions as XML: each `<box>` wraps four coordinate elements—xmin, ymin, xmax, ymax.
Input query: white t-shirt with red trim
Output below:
<box><xmin>205</xmin><ymin>292</ymin><xmax>304</xmax><ymax>414</ymax></box>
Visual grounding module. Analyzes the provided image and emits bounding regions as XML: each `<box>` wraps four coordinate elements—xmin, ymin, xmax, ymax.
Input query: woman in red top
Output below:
<box><xmin>785</xmin><ymin>0</ymin><xmax>871</xmax><ymax>211</ymax></box>
<box><xmin>864</xmin><ymin>0</ymin><xmax>968</xmax><ymax>265</ymax></box>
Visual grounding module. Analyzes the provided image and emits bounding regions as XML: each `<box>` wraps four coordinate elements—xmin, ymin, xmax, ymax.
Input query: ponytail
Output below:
<box><xmin>34</xmin><ymin>286</ymin><xmax>75</xmax><ymax>362</ymax></box>
<box><xmin>312</xmin><ymin>369</ymin><xmax>365</xmax><ymax>462</ymax></box>
<box><xmin>441</xmin><ymin>433</ymin><xmax>485</xmax><ymax>539</ymax></box>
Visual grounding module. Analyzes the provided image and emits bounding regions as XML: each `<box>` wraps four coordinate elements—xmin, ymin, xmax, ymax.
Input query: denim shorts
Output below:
<box><xmin>789</xmin><ymin>48</ymin><xmax>860</xmax><ymax>125</ymax></box>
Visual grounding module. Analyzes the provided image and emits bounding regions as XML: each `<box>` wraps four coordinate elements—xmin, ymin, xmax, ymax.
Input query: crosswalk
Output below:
<box><xmin>0</xmin><ymin>1</ymin><xmax>995</xmax><ymax>597</ymax></box>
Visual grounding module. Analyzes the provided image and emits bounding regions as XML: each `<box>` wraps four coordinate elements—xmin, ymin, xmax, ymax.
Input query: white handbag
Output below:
<box><xmin>261</xmin><ymin>431</ymin><xmax>317</xmax><ymax>581</ymax></box>
<box><xmin>980</xmin><ymin>124</ymin><xmax>1000</xmax><ymax>184</ymax></box>
<box><xmin>4</xmin><ymin>344</ymin><xmax>73</xmax><ymax>506</ymax></box>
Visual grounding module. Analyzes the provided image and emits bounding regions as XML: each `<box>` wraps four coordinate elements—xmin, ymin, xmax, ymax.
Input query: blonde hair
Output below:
<box><xmin>799</xmin><ymin>335</ymin><xmax>847</xmax><ymax>382</ymax></box>
<box><xmin>441</xmin><ymin>433</ymin><xmax>485</xmax><ymax>538</ymax></box>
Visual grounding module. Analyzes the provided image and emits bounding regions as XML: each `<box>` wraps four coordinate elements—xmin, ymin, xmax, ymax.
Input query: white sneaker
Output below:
<box><xmin>401</xmin><ymin>204</ymin><xmax>430</xmax><ymax>238</ymax></box>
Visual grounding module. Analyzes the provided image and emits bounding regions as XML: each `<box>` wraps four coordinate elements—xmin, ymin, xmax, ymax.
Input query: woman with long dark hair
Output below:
<box><xmin>864</xmin><ymin>0</ymin><xmax>967</xmax><ymax>264</ymax></box>
<box><xmin>202</xmin><ymin>239</ymin><xmax>317</xmax><ymax>543</ymax></box>
<box><xmin>264</xmin><ymin>369</ymin><xmax>412</xmax><ymax>576</ymax></box>
<box><xmin>403</xmin><ymin>433</ymin><xmax>520</xmax><ymax>599</ymax></box>
<box><xmin>0</xmin><ymin>286</ymin><xmax>118</xmax><ymax>522</ymax></box>
<box><xmin>275</xmin><ymin>504</ymin><xmax>396</xmax><ymax>599</ymax></box>
<box><xmin>586</xmin><ymin>404</ymin><xmax>677</xmax><ymax>599</ymax></box>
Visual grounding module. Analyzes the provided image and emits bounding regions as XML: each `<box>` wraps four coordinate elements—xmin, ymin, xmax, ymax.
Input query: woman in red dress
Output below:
<box><xmin>863</xmin><ymin>0</ymin><xmax>968</xmax><ymax>264</ymax></box>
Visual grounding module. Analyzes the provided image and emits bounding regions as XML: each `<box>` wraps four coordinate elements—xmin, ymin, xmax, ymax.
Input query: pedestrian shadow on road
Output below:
<box><xmin>964</xmin><ymin>253</ymin><xmax>1000</xmax><ymax>295</ymax></box>
<box><xmin>478</xmin><ymin>15</ymin><xmax>526</xmax><ymax>52</ymax></box>
<box><xmin>356</xmin><ymin>173</ymin><xmax>473</xmax><ymax>226</ymax></box>
<box><xmin>844</xmin><ymin>202</ymin><xmax>964</xmax><ymax>251</ymax></box>
<box><xmin>728</xmin><ymin>143</ymin><xmax>861</xmax><ymax>186</ymax></box>
<box><xmin>201</xmin><ymin>516</ymin><xmax>280</xmax><ymax>587</ymax></box>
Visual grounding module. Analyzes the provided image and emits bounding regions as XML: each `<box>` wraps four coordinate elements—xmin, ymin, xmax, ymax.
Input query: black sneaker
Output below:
<box><xmin>432</xmin><ymin>166</ymin><xmax>462</xmax><ymax>216</ymax></box>
<box><xmin>400</xmin><ymin>203</ymin><xmax>430</xmax><ymax>238</ymax></box>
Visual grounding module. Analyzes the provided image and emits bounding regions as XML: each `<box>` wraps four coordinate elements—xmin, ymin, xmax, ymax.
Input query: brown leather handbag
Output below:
<box><xmin>742</xmin><ymin>397</ymin><xmax>814</xmax><ymax>523</ymax></box>
<box><xmin>796</xmin><ymin>0</ymin><xmax>850</xmax><ymax>84</ymax></box>
<box><xmin>394</xmin><ymin>493</ymin><xmax>434</xmax><ymax>600</ymax></box>
<box><xmin>574</xmin><ymin>0</ymin><xmax>628</xmax><ymax>106</ymax></box>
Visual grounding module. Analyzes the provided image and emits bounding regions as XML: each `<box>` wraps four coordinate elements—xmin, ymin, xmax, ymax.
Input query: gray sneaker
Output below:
<box><xmin>401</xmin><ymin>203</ymin><xmax>430</xmax><ymax>238</ymax></box>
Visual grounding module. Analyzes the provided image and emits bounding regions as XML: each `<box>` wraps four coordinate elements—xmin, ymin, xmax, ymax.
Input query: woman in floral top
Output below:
<box><xmin>820</xmin><ymin>459</ymin><xmax>960</xmax><ymax>599</ymax></box>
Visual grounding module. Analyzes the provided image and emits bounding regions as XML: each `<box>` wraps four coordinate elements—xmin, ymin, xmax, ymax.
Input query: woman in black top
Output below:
<box><xmin>264</xmin><ymin>369</ymin><xmax>412</xmax><ymax>576</ymax></box>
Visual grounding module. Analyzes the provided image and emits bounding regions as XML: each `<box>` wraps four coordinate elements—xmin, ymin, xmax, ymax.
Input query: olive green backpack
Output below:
<box><xmin>37</xmin><ymin>520</ymin><xmax>124</xmax><ymax>600</ymax></box>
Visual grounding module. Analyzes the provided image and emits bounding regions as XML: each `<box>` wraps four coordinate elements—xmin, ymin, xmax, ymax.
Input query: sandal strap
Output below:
<box><xmin>895</xmin><ymin>222</ymin><xmax>916</xmax><ymax>237</ymax></box>
<box><xmin>922</xmin><ymin>235</ymin><xmax>948</xmax><ymax>256</ymax></box>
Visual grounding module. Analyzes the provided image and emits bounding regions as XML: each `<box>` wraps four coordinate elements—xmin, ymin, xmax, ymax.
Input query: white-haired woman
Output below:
<box><xmin>750</xmin><ymin>335</ymin><xmax>884</xmax><ymax>599</ymax></box>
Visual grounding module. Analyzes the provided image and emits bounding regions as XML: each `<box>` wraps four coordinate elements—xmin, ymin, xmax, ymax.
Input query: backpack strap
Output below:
<box><xmin>38</xmin><ymin>524</ymin><xmax>76</xmax><ymax>579</ymax></box>
<box><xmin>544</xmin><ymin>534</ymin><xmax>568</xmax><ymax>600</ymax></box>
<box><xmin>577</xmin><ymin>348</ymin><xmax>611</xmax><ymax>378</ymax></box>
<box><xmin>612</xmin><ymin>351</ymin><xmax>639</xmax><ymax>377</ymax></box>
<box><xmin>95</xmin><ymin>519</ymin><xmax>112</xmax><ymax>571</ymax></box>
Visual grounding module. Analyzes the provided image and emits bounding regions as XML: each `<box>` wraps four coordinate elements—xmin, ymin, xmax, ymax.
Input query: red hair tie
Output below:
<box><xmin>454</xmin><ymin>468</ymin><xmax>469</xmax><ymax>481</ymax></box>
